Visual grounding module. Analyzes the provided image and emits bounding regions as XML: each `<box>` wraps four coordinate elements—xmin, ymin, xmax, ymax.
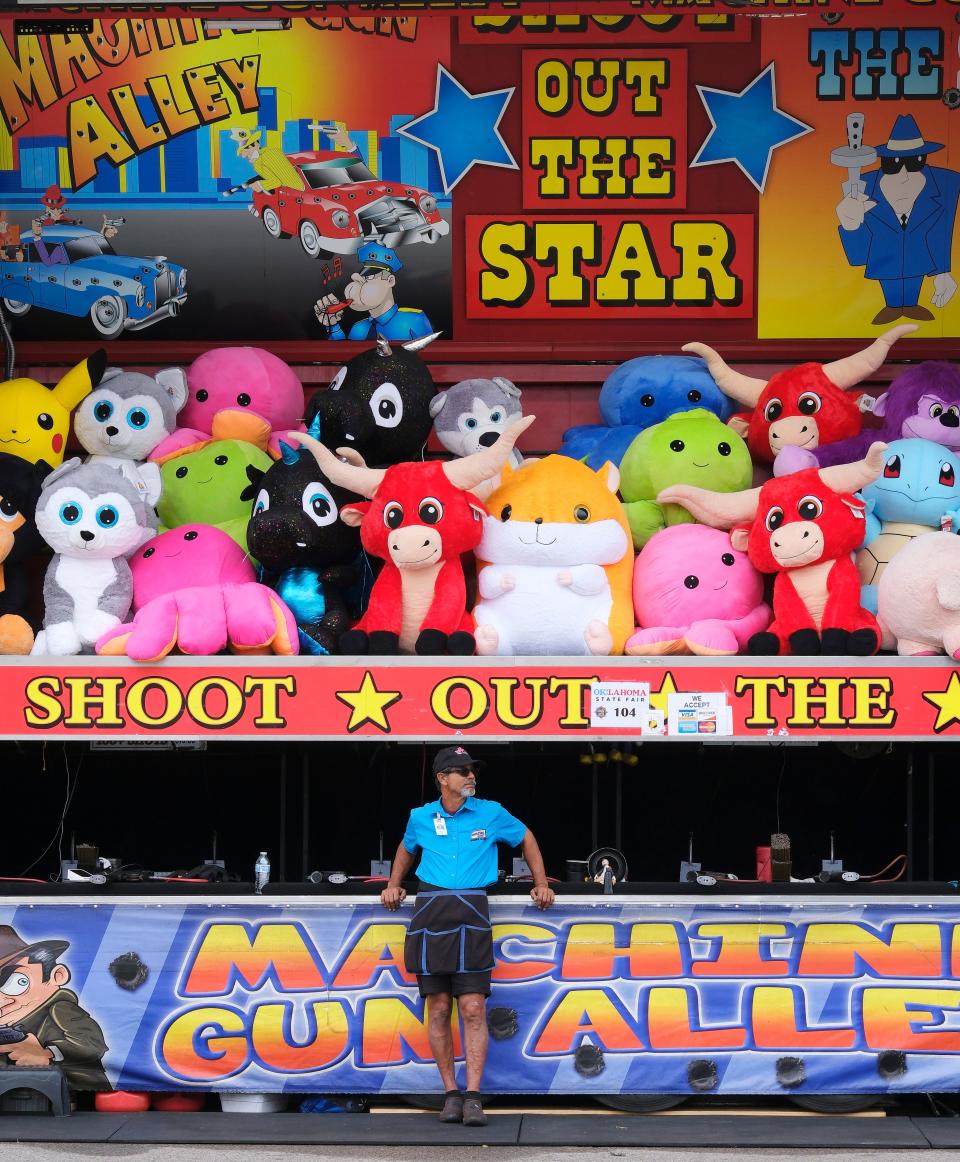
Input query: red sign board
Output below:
<box><xmin>521</xmin><ymin>48</ymin><xmax>688</xmax><ymax>211</ymax></box>
<box><xmin>465</xmin><ymin>213</ymin><xmax>755</xmax><ymax>318</ymax></box>
<box><xmin>1</xmin><ymin>658</ymin><xmax>957</xmax><ymax>741</ymax></box>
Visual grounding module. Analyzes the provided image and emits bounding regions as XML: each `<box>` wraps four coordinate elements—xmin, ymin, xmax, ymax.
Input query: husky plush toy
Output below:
<box><xmin>32</xmin><ymin>460</ymin><xmax>152</xmax><ymax>655</ymax></box>
<box><xmin>431</xmin><ymin>377</ymin><xmax>524</xmax><ymax>462</ymax></box>
<box><xmin>74</xmin><ymin>366</ymin><xmax>188</xmax><ymax>512</ymax></box>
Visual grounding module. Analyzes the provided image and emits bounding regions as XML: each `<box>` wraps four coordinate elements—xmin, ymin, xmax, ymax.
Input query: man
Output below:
<box><xmin>315</xmin><ymin>242</ymin><xmax>434</xmax><ymax>341</ymax></box>
<box><xmin>0</xmin><ymin>924</ymin><xmax>109</xmax><ymax>1091</ymax></box>
<box><xmin>226</xmin><ymin>129</ymin><xmax>306</xmax><ymax>197</ymax></box>
<box><xmin>381</xmin><ymin>745</ymin><xmax>554</xmax><ymax>1127</ymax></box>
<box><xmin>30</xmin><ymin>218</ymin><xmax>67</xmax><ymax>266</ymax></box>
<box><xmin>38</xmin><ymin>186</ymin><xmax>78</xmax><ymax>226</ymax></box>
<box><xmin>837</xmin><ymin>113</ymin><xmax>960</xmax><ymax>325</ymax></box>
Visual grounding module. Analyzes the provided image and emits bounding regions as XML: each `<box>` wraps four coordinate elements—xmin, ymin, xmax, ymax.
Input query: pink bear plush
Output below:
<box><xmin>95</xmin><ymin>524</ymin><xmax>299</xmax><ymax>661</ymax></box>
<box><xmin>625</xmin><ymin>524</ymin><xmax>770</xmax><ymax>656</ymax></box>
<box><xmin>149</xmin><ymin>347</ymin><xmax>306</xmax><ymax>463</ymax></box>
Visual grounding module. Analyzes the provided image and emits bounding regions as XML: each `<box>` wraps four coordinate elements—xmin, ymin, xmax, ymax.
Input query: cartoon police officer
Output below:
<box><xmin>315</xmin><ymin>242</ymin><xmax>435</xmax><ymax>341</ymax></box>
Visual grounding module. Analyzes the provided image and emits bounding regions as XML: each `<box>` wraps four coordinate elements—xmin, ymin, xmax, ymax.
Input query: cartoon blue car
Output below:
<box><xmin>0</xmin><ymin>224</ymin><xmax>187</xmax><ymax>338</ymax></box>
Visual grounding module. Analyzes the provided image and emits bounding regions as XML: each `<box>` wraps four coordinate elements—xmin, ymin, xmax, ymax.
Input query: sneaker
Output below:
<box><xmin>438</xmin><ymin>1092</ymin><xmax>463</xmax><ymax>1123</ymax></box>
<box><xmin>461</xmin><ymin>1096</ymin><xmax>487</xmax><ymax>1127</ymax></box>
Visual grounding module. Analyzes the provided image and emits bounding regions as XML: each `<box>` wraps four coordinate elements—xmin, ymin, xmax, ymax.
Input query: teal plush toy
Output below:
<box><xmin>158</xmin><ymin>439</ymin><xmax>273</xmax><ymax>552</ymax></box>
<box><xmin>620</xmin><ymin>409</ymin><xmax>753</xmax><ymax>549</ymax></box>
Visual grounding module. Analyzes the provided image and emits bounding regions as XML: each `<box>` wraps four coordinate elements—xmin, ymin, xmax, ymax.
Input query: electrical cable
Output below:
<box><xmin>858</xmin><ymin>854</ymin><xmax>908</xmax><ymax>883</ymax></box>
<box><xmin>20</xmin><ymin>745</ymin><xmax>83</xmax><ymax>878</ymax></box>
<box><xmin>0</xmin><ymin>299</ymin><xmax>14</xmax><ymax>380</ymax></box>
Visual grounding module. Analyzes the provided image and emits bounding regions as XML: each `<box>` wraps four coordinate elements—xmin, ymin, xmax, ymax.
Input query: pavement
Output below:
<box><xmin>4</xmin><ymin>1149</ymin><xmax>960</xmax><ymax>1162</ymax></box>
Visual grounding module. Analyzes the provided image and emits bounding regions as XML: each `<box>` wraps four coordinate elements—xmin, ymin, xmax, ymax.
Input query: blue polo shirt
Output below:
<box><xmin>401</xmin><ymin>796</ymin><xmax>527</xmax><ymax>889</ymax></box>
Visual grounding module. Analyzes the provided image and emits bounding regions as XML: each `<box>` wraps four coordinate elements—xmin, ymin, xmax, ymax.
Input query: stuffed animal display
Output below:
<box><xmin>877</xmin><ymin>532</ymin><xmax>960</xmax><ymax>657</ymax></box>
<box><xmin>150</xmin><ymin>347</ymin><xmax>306</xmax><ymax>462</ymax></box>
<box><xmin>305</xmin><ymin>336</ymin><xmax>438</xmax><ymax>467</ymax></box>
<box><xmin>818</xmin><ymin>361</ymin><xmax>960</xmax><ymax>466</ymax></box>
<box><xmin>32</xmin><ymin>459</ymin><xmax>150</xmax><ymax>655</ymax></box>
<box><xmin>561</xmin><ymin>354</ymin><xmax>732</xmax><ymax>470</ymax></box>
<box><xmin>96</xmin><ymin>524</ymin><xmax>299</xmax><ymax>661</ymax></box>
<box><xmin>0</xmin><ymin>351</ymin><xmax>106</xmax><ymax>467</ymax></box>
<box><xmin>857</xmin><ymin>438</ymin><xmax>960</xmax><ymax>614</ymax></box>
<box><xmin>158</xmin><ymin>439</ymin><xmax>273</xmax><ymax>551</ymax></box>
<box><xmin>619</xmin><ymin>409</ymin><xmax>753</xmax><ymax>549</ymax></box>
<box><xmin>686</xmin><ymin>326</ymin><xmax>915</xmax><ymax>465</ymax></box>
<box><xmin>474</xmin><ymin>456</ymin><xmax>633</xmax><ymax>656</ymax></box>
<box><xmin>659</xmin><ymin>444</ymin><xmax>888</xmax><ymax>656</ymax></box>
<box><xmin>246</xmin><ymin>430</ymin><xmax>363</xmax><ymax>655</ymax></box>
<box><xmin>0</xmin><ymin>452</ymin><xmax>51</xmax><ymax>654</ymax></box>
<box><xmin>625</xmin><ymin>525</ymin><xmax>770</xmax><ymax>656</ymax></box>
<box><xmin>288</xmin><ymin>417</ymin><xmax>533</xmax><ymax>655</ymax></box>
<box><xmin>74</xmin><ymin>366</ymin><xmax>188</xmax><ymax>508</ymax></box>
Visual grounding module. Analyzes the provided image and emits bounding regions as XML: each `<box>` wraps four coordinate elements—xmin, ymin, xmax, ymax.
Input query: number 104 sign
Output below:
<box><xmin>589</xmin><ymin>682</ymin><xmax>664</xmax><ymax>733</ymax></box>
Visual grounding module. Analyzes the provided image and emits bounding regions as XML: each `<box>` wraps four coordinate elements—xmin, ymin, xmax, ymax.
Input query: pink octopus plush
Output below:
<box><xmin>625</xmin><ymin>524</ymin><xmax>770</xmax><ymax>656</ymax></box>
<box><xmin>95</xmin><ymin>524</ymin><xmax>298</xmax><ymax>661</ymax></box>
<box><xmin>150</xmin><ymin>347</ymin><xmax>306</xmax><ymax>463</ymax></box>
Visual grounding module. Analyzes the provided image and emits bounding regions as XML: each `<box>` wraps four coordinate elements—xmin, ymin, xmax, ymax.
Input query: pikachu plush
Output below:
<box><xmin>474</xmin><ymin>455</ymin><xmax>634</xmax><ymax>656</ymax></box>
<box><xmin>0</xmin><ymin>350</ymin><xmax>106</xmax><ymax>467</ymax></box>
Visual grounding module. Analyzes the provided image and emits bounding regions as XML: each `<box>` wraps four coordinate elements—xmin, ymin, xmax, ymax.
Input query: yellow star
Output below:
<box><xmin>923</xmin><ymin>671</ymin><xmax>960</xmax><ymax>734</ymax></box>
<box><xmin>649</xmin><ymin>671</ymin><xmax>679</xmax><ymax>714</ymax></box>
<box><xmin>336</xmin><ymin>671</ymin><xmax>402</xmax><ymax>733</ymax></box>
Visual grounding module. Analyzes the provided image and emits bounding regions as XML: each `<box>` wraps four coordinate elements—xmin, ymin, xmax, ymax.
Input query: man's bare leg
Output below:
<box><xmin>458</xmin><ymin>992</ymin><xmax>488</xmax><ymax>1092</ymax></box>
<box><xmin>427</xmin><ymin>992</ymin><xmax>458</xmax><ymax>1093</ymax></box>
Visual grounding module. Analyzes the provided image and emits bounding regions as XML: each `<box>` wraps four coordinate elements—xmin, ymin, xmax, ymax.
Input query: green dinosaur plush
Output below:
<box><xmin>620</xmin><ymin>409</ymin><xmax>753</xmax><ymax>549</ymax></box>
<box><xmin>157</xmin><ymin>439</ymin><xmax>272</xmax><ymax>552</ymax></box>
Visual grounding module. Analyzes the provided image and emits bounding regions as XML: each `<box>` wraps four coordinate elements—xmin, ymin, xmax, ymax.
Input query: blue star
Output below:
<box><xmin>690</xmin><ymin>63</ymin><xmax>813</xmax><ymax>194</ymax></box>
<box><xmin>397</xmin><ymin>65</ymin><xmax>517</xmax><ymax>195</ymax></box>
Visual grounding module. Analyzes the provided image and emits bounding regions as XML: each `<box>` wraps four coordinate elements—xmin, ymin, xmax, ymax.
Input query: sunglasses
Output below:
<box><xmin>880</xmin><ymin>155</ymin><xmax>926</xmax><ymax>174</ymax></box>
<box><xmin>442</xmin><ymin>767</ymin><xmax>474</xmax><ymax>777</ymax></box>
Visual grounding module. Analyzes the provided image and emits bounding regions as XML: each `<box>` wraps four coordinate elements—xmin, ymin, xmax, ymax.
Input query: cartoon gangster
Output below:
<box><xmin>836</xmin><ymin>113</ymin><xmax>960</xmax><ymax>325</ymax></box>
<box><xmin>0</xmin><ymin>925</ymin><xmax>109</xmax><ymax>1090</ymax></box>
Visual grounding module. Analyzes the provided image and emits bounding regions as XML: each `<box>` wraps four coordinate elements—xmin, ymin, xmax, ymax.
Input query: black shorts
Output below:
<box><xmin>417</xmin><ymin>970</ymin><xmax>492</xmax><ymax>999</ymax></box>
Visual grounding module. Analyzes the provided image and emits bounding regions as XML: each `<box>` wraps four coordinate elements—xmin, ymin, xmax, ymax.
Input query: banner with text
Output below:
<box><xmin>6</xmin><ymin>897</ymin><xmax>960</xmax><ymax>1094</ymax></box>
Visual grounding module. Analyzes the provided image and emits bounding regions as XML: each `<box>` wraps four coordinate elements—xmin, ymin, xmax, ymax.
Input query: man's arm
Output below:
<box><xmin>522</xmin><ymin>829</ymin><xmax>555</xmax><ymax>910</ymax></box>
<box><xmin>381</xmin><ymin>841</ymin><xmax>416</xmax><ymax>910</ymax></box>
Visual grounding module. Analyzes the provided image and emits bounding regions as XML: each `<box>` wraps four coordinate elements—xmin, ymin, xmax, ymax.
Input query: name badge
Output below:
<box><xmin>471</xmin><ymin>829</ymin><xmax>487</xmax><ymax>841</ymax></box>
<box><xmin>434</xmin><ymin>816</ymin><xmax>448</xmax><ymax>836</ymax></box>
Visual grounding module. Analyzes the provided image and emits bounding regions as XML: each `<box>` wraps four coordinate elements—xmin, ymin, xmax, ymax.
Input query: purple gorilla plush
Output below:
<box><xmin>816</xmin><ymin>361</ymin><xmax>960</xmax><ymax>466</ymax></box>
<box><xmin>625</xmin><ymin>524</ymin><xmax>770</xmax><ymax>656</ymax></box>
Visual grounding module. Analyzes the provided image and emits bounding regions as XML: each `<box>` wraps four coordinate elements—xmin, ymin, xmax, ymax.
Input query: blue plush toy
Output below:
<box><xmin>560</xmin><ymin>354</ymin><xmax>733</xmax><ymax>470</ymax></box>
<box><xmin>857</xmin><ymin>437</ymin><xmax>960</xmax><ymax>613</ymax></box>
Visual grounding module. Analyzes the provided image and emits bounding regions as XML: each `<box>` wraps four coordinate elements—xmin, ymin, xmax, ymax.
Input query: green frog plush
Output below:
<box><xmin>620</xmin><ymin>409</ymin><xmax>753</xmax><ymax>549</ymax></box>
<box><xmin>158</xmin><ymin>439</ymin><xmax>272</xmax><ymax>552</ymax></box>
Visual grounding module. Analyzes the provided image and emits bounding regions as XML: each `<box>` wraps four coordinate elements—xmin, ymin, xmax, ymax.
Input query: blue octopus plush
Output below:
<box><xmin>561</xmin><ymin>354</ymin><xmax>733</xmax><ymax>470</ymax></box>
<box><xmin>245</xmin><ymin>422</ymin><xmax>363</xmax><ymax>655</ymax></box>
<box><xmin>857</xmin><ymin>437</ymin><xmax>960</xmax><ymax>613</ymax></box>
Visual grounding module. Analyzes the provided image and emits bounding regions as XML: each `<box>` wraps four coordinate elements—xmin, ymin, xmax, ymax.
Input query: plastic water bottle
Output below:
<box><xmin>254</xmin><ymin>851</ymin><xmax>271</xmax><ymax>895</ymax></box>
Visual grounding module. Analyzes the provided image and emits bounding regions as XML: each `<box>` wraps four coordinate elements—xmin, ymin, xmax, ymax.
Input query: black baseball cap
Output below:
<box><xmin>432</xmin><ymin>745</ymin><xmax>485</xmax><ymax>775</ymax></box>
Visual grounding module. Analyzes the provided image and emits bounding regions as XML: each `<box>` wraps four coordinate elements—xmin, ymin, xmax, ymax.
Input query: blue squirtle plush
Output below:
<box><xmin>561</xmin><ymin>354</ymin><xmax>733</xmax><ymax>470</ymax></box>
<box><xmin>244</xmin><ymin>417</ymin><xmax>364</xmax><ymax>655</ymax></box>
<box><xmin>857</xmin><ymin>437</ymin><xmax>960</xmax><ymax>613</ymax></box>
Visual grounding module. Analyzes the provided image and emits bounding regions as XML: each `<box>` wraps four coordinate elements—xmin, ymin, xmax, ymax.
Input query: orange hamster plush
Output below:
<box><xmin>474</xmin><ymin>455</ymin><xmax>634</xmax><ymax>655</ymax></box>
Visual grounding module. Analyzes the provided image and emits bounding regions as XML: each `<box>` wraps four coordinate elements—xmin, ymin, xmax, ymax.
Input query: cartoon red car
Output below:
<box><xmin>250</xmin><ymin>151</ymin><xmax>449</xmax><ymax>259</ymax></box>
